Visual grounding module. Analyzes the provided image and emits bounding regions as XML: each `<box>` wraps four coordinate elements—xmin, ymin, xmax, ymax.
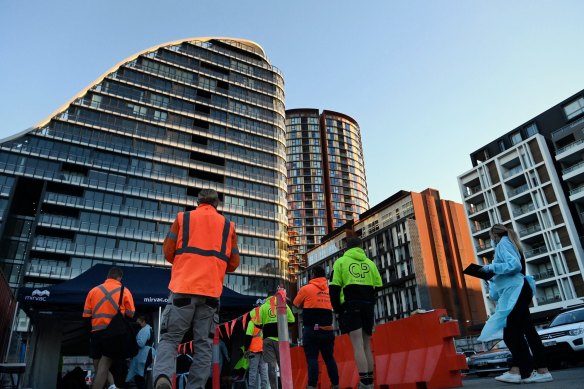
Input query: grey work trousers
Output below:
<box><xmin>247</xmin><ymin>352</ymin><xmax>269</xmax><ymax>389</ymax></box>
<box><xmin>153</xmin><ymin>293</ymin><xmax>218</xmax><ymax>388</ymax></box>
<box><xmin>262</xmin><ymin>338</ymin><xmax>280</xmax><ymax>389</ymax></box>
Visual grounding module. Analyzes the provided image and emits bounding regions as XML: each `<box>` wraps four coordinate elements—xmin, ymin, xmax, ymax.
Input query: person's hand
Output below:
<box><xmin>478</xmin><ymin>265</ymin><xmax>490</xmax><ymax>273</ymax></box>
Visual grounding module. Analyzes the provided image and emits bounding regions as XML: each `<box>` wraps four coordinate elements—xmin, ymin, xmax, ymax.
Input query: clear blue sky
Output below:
<box><xmin>1</xmin><ymin>1</ymin><xmax>584</xmax><ymax>205</ymax></box>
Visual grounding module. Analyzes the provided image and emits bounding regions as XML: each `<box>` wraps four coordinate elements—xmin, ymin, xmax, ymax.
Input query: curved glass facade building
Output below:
<box><xmin>0</xmin><ymin>37</ymin><xmax>288</xmax><ymax>295</ymax></box>
<box><xmin>286</xmin><ymin>109</ymin><xmax>369</xmax><ymax>277</ymax></box>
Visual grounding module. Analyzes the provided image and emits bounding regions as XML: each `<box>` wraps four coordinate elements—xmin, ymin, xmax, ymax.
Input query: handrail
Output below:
<box><xmin>513</xmin><ymin>202</ymin><xmax>536</xmax><ymax>216</ymax></box>
<box><xmin>551</xmin><ymin>115</ymin><xmax>584</xmax><ymax>140</ymax></box>
<box><xmin>503</xmin><ymin>165</ymin><xmax>523</xmax><ymax>179</ymax></box>
<box><xmin>524</xmin><ymin>246</ymin><xmax>548</xmax><ymax>258</ymax></box>
<box><xmin>508</xmin><ymin>183</ymin><xmax>529</xmax><ymax>197</ymax></box>
<box><xmin>562</xmin><ymin>160</ymin><xmax>584</xmax><ymax>175</ymax></box>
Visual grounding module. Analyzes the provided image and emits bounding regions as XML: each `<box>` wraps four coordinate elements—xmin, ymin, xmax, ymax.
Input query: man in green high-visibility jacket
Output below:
<box><xmin>329</xmin><ymin>236</ymin><xmax>382</xmax><ymax>389</ymax></box>
<box><xmin>249</xmin><ymin>293</ymin><xmax>295</xmax><ymax>389</ymax></box>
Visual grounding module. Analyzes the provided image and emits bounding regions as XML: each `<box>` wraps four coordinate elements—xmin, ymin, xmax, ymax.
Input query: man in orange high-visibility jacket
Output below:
<box><xmin>83</xmin><ymin>266</ymin><xmax>135</xmax><ymax>389</ymax></box>
<box><xmin>294</xmin><ymin>265</ymin><xmax>339</xmax><ymax>389</ymax></box>
<box><xmin>153</xmin><ymin>189</ymin><xmax>240</xmax><ymax>389</ymax></box>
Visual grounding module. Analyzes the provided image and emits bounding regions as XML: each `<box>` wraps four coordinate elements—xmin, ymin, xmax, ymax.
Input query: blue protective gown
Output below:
<box><xmin>126</xmin><ymin>324</ymin><xmax>156</xmax><ymax>382</ymax></box>
<box><xmin>477</xmin><ymin>236</ymin><xmax>535</xmax><ymax>342</ymax></box>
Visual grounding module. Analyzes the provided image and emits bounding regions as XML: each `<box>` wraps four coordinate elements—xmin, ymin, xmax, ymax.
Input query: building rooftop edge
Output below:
<box><xmin>0</xmin><ymin>37</ymin><xmax>270</xmax><ymax>145</ymax></box>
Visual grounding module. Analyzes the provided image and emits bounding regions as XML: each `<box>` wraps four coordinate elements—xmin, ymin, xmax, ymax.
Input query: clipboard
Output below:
<box><xmin>463</xmin><ymin>263</ymin><xmax>494</xmax><ymax>280</ymax></box>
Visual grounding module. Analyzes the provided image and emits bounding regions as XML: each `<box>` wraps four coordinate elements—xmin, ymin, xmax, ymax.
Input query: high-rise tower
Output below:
<box><xmin>0</xmin><ymin>38</ymin><xmax>288</xmax><ymax>296</ymax></box>
<box><xmin>286</xmin><ymin>109</ymin><xmax>369</xmax><ymax>278</ymax></box>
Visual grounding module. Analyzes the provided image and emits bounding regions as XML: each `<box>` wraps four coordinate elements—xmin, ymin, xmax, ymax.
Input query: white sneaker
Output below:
<box><xmin>522</xmin><ymin>371</ymin><xmax>554</xmax><ymax>383</ymax></box>
<box><xmin>494</xmin><ymin>371</ymin><xmax>522</xmax><ymax>384</ymax></box>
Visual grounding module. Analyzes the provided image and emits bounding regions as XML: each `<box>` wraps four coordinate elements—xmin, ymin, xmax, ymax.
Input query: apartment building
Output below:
<box><xmin>458</xmin><ymin>89</ymin><xmax>584</xmax><ymax>320</ymax></box>
<box><xmin>286</xmin><ymin>109</ymin><xmax>369</xmax><ymax>281</ymax></box>
<box><xmin>0</xmin><ymin>37</ymin><xmax>288</xmax><ymax>296</ymax></box>
<box><xmin>304</xmin><ymin>189</ymin><xmax>486</xmax><ymax>334</ymax></box>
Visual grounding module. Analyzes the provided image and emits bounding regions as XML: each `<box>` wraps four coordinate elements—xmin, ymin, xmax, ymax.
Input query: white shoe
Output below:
<box><xmin>522</xmin><ymin>371</ymin><xmax>554</xmax><ymax>383</ymax></box>
<box><xmin>494</xmin><ymin>371</ymin><xmax>522</xmax><ymax>384</ymax></box>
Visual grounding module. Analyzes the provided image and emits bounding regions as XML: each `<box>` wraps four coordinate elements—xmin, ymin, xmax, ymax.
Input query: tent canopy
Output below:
<box><xmin>18</xmin><ymin>264</ymin><xmax>260</xmax><ymax>312</ymax></box>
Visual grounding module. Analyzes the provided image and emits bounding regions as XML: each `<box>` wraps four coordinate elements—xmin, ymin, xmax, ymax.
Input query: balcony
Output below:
<box><xmin>533</xmin><ymin>269</ymin><xmax>555</xmax><ymax>281</ymax></box>
<box><xmin>467</xmin><ymin>202</ymin><xmax>487</xmax><ymax>215</ymax></box>
<box><xmin>536</xmin><ymin>295</ymin><xmax>562</xmax><ymax>305</ymax></box>
<box><xmin>519</xmin><ymin>224</ymin><xmax>542</xmax><ymax>237</ymax></box>
<box><xmin>512</xmin><ymin>202</ymin><xmax>536</xmax><ymax>217</ymax></box>
<box><xmin>475</xmin><ymin>240</ymin><xmax>493</xmax><ymax>252</ymax></box>
<box><xmin>556</xmin><ymin>138</ymin><xmax>584</xmax><ymax>156</ymax></box>
<box><xmin>463</xmin><ymin>185</ymin><xmax>482</xmax><ymax>198</ymax></box>
<box><xmin>562</xmin><ymin>160</ymin><xmax>584</xmax><ymax>176</ymax></box>
<box><xmin>524</xmin><ymin>246</ymin><xmax>548</xmax><ymax>258</ymax></box>
<box><xmin>508</xmin><ymin>183</ymin><xmax>529</xmax><ymax>197</ymax></box>
<box><xmin>470</xmin><ymin>220</ymin><xmax>491</xmax><ymax>233</ymax></box>
<box><xmin>551</xmin><ymin>115</ymin><xmax>584</xmax><ymax>142</ymax></box>
<box><xmin>503</xmin><ymin>165</ymin><xmax>523</xmax><ymax>179</ymax></box>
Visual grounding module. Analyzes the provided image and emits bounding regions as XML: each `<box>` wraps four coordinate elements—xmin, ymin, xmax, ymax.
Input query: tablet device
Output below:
<box><xmin>463</xmin><ymin>263</ymin><xmax>494</xmax><ymax>280</ymax></box>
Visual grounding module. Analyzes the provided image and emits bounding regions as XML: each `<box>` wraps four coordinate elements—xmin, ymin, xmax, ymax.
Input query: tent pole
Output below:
<box><xmin>157</xmin><ymin>306</ymin><xmax>161</xmax><ymax>343</ymax></box>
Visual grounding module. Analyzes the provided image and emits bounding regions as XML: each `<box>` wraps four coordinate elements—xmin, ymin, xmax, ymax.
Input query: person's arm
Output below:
<box><xmin>83</xmin><ymin>289</ymin><xmax>93</xmax><ymax>319</ymax></box>
<box><xmin>124</xmin><ymin>289</ymin><xmax>136</xmax><ymax>319</ymax></box>
<box><xmin>163</xmin><ymin>218</ymin><xmax>180</xmax><ymax>264</ymax></box>
<box><xmin>484</xmin><ymin>240</ymin><xmax>522</xmax><ymax>275</ymax></box>
<box><xmin>292</xmin><ymin>286</ymin><xmax>306</xmax><ymax>308</ymax></box>
<box><xmin>286</xmin><ymin>305</ymin><xmax>296</xmax><ymax>323</ymax></box>
<box><xmin>244</xmin><ymin>320</ymin><xmax>254</xmax><ymax>350</ymax></box>
<box><xmin>226</xmin><ymin>223</ymin><xmax>240</xmax><ymax>273</ymax></box>
<box><xmin>136</xmin><ymin>326</ymin><xmax>149</xmax><ymax>348</ymax></box>
<box><xmin>329</xmin><ymin>263</ymin><xmax>343</xmax><ymax>313</ymax></box>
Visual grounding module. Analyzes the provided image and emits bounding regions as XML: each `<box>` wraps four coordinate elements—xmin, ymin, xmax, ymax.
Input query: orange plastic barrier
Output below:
<box><xmin>291</xmin><ymin>309</ymin><xmax>467</xmax><ymax>389</ymax></box>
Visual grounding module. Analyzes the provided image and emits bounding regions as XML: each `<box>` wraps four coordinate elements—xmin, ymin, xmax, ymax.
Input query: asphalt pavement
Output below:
<box><xmin>462</xmin><ymin>366</ymin><xmax>584</xmax><ymax>388</ymax></box>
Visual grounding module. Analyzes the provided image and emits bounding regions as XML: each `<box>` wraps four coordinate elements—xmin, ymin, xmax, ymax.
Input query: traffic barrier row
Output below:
<box><xmin>291</xmin><ymin>308</ymin><xmax>467</xmax><ymax>389</ymax></box>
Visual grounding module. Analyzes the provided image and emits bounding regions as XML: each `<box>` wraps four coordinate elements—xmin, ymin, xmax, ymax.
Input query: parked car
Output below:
<box><xmin>466</xmin><ymin>340</ymin><xmax>512</xmax><ymax>377</ymax></box>
<box><xmin>538</xmin><ymin>306</ymin><xmax>584</xmax><ymax>364</ymax></box>
<box><xmin>457</xmin><ymin>349</ymin><xmax>476</xmax><ymax>374</ymax></box>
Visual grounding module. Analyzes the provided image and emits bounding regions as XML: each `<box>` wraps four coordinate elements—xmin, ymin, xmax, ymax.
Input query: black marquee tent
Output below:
<box><xmin>16</xmin><ymin>264</ymin><xmax>262</xmax><ymax>389</ymax></box>
<box><xmin>18</xmin><ymin>263</ymin><xmax>260</xmax><ymax>311</ymax></box>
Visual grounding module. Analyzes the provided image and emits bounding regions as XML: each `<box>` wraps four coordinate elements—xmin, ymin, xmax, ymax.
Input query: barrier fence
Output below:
<box><xmin>176</xmin><ymin>300</ymin><xmax>465</xmax><ymax>389</ymax></box>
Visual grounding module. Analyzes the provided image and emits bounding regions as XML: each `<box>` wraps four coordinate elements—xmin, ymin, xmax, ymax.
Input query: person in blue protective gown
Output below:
<box><xmin>477</xmin><ymin>224</ymin><xmax>552</xmax><ymax>384</ymax></box>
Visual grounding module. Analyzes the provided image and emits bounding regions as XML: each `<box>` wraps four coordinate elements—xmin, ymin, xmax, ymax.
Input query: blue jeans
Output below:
<box><xmin>302</xmin><ymin>326</ymin><xmax>339</xmax><ymax>386</ymax></box>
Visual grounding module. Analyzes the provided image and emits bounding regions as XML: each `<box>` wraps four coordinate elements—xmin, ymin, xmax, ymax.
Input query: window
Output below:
<box><xmin>498</xmin><ymin>140</ymin><xmax>506</xmax><ymax>152</ymax></box>
<box><xmin>564</xmin><ymin>97</ymin><xmax>584</xmax><ymax>120</ymax></box>
<box><xmin>510</xmin><ymin>132</ymin><xmax>522</xmax><ymax>145</ymax></box>
<box><xmin>525</xmin><ymin>123</ymin><xmax>538</xmax><ymax>137</ymax></box>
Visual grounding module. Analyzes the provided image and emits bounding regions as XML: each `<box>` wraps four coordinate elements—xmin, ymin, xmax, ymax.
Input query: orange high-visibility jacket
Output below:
<box><xmin>246</xmin><ymin>320</ymin><xmax>263</xmax><ymax>353</ymax></box>
<box><xmin>163</xmin><ymin>204</ymin><xmax>240</xmax><ymax>297</ymax></box>
<box><xmin>293</xmin><ymin>277</ymin><xmax>333</xmax><ymax>327</ymax></box>
<box><xmin>83</xmin><ymin>278</ymin><xmax>135</xmax><ymax>332</ymax></box>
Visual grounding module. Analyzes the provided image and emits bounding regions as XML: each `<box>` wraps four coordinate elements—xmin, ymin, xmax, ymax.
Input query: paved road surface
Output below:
<box><xmin>462</xmin><ymin>367</ymin><xmax>584</xmax><ymax>388</ymax></box>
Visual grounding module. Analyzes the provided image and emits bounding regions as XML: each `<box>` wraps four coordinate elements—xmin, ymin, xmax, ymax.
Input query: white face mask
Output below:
<box><xmin>491</xmin><ymin>239</ymin><xmax>497</xmax><ymax>248</ymax></box>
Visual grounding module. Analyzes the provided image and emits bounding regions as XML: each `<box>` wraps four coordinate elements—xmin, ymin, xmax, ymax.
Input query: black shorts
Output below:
<box><xmin>338</xmin><ymin>303</ymin><xmax>375</xmax><ymax>335</ymax></box>
<box><xmin>89</xmin><ymin>330</ymin><xmax>105</xmax><ymax>359</ymax></box>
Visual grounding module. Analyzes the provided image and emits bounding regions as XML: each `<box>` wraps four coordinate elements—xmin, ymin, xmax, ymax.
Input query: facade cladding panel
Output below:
<box><xmin>286</xmin><ymin>109</ymin><xmax>369</xmax><ymax>279</ymax></box>
<box><xmin>303</xmin><ymin>189</ymin><xmax>485</xmax><ymax>335</ymax></box>
<box><xmin>0</xmin><ymin>38</ymin><xmax>288</xmax><ymax>296</ymax></box>
<box><xmin>458</xmin><ymin>88</ymin><xmax>584</xmax><ymax>320</ymax></box>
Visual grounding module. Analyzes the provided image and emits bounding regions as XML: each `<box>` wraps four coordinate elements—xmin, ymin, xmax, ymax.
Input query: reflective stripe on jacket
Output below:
<box><xmin>163</xmin><ymin>204</ymin><xmax>240</xmax><ymax>297</ymax></box>
<box><xmin>82</xmin><ymin>278</ymin><xmax>135</xmax><ymax>332</ymax></box>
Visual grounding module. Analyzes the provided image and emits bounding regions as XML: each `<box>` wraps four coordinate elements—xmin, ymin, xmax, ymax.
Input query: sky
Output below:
<box><xmin>1</xmin><ymin>1</ymin><xmax>584</xmax><ymax>206</ymax></box>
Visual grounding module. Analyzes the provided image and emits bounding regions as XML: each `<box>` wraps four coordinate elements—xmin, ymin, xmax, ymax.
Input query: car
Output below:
<box><xmin>538</xmin><ymin>306</ymin><xmax>584</xmax><ymax>364</ymax></box>
<box><xmin>457</xmin><ymin>350</ymin><xmax>476</xmax><ymax>374</ymax></box>
<box><xmin>466</xmin><ymin>340</ymin><xmax>512</xmax><ymax>377</ymax></box>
